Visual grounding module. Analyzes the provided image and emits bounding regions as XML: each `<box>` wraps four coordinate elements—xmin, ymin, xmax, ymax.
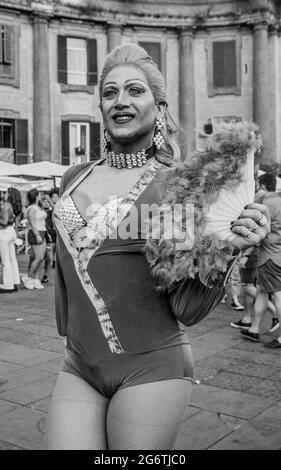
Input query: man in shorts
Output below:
<box><xmin>241</xmin><ymin>173</ymin><xmax>281</xmax><ymax>348</ymax></box>
<box><xmin>230</xmin><ymin>247</ymin><xmax>277</xmax><ymax>331</ymax></box>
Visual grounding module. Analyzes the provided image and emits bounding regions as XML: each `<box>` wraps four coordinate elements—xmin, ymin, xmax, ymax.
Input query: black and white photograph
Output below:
<box><xmin>0</xmin><ymin>0</ymin><xmax>281</xmax><ymax>455</ymax></box>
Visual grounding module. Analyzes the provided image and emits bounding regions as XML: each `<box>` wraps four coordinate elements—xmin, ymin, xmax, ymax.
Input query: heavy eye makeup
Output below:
<box><xmin>127</xmin><ymin>84</ymin><xmax>146</xmax><ymax>96</ymax></box>
<box><xmin>102</xmin><ymin>87</ymin><xmax>117</xmax><ymax>99</ymax></box>
<box><xmin>102</xmin><ymin>82</ymin><xmax>147</xmax><ymax>99</ymax></box>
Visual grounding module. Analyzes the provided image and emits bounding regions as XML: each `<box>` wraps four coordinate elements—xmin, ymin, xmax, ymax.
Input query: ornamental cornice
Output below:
<box><xmin>0</xmin><ymin>0</ymin><xmax>279</xmax><ymax>31</ymax></box>
<box><xmin>32</xmin><ymin>12</ymin><xmax>50</xmax><ymax>24</ymax></box>
<box><xmin>177</xmin><ymin>25</ymin><xmax>196</xmax><ymax>37</ymax></box>
<box><xmin>268</xmin><ymin>23</ymin><xmax>279</xmax><ymax>35</ymax></box>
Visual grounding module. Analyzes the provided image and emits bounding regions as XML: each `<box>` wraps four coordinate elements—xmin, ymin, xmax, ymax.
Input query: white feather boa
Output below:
<box><xmin>144</xmin><ymin>121</ymin><xmax>262</xmax><ymax>289</ymax></box>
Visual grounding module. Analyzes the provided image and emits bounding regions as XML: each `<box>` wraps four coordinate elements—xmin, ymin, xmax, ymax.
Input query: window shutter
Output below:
<box><xmin>90</xmin><ymin>122</ymin><xmax>100</xmax><ymax>160</ymax></box>
<box><xmin>61</xmin><ymin>121</ymin><xmax>70</xmax><ymax>165</ymax></box>
<box><xmin>4</xmin><ymin>25</ymin><xmax>12</xmax><ymax>64</ymax></box>
<box><xmin>87</xmin><ymin>38</ymin><xmax>97</xmax><ymax>86</ymax></box>
<box><xmin>58</xmin><ymin>35</ymin><xmax>67</xmax><ymax>84</ymax></box>
<box><xmin>139</xmin><ymin>42</ymin><xmax>161</xmax><ymax>71</ymax></box>
<box><xmin>15</xmin><ymin>119</ymin><xmax>28</xmax><ymax>164</ymax></box>
<box><xmin>0</xmin><ymin>26</ymin><xmax>3</xmax><ymax>63</ymax></box>
<box><xmin>213</xmin><ymin>40</ymin><xmax>236</xmax><ymax>89</ymax></box>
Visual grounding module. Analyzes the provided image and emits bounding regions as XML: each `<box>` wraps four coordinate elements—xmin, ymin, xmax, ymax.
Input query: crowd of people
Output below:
<box><xmin>228</xmin><ymin>171</ymin><xmax>281</xmax><ymax>349</ymax></box>
<box><xmin>0</xmin><ymin>186</ymin><xmax>59</xmax><ymax>293</ymax></box>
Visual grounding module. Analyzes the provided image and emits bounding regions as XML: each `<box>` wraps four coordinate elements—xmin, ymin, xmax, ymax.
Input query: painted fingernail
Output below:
<box><xmin>244</xmin><ymin>205</ymin><xmax>248</xmax><ymax>209</ymax></box>
<box><xmin>230</xmin><ymin>221</ymin><xmax>234</xmax><ymax>225</ymax></box>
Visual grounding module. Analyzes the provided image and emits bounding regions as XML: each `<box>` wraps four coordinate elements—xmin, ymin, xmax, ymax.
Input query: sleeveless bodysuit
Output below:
<box><xmin>53</xmin><ymin>158</ymin><xmax>193</xmax><ymax>398</ymax></box>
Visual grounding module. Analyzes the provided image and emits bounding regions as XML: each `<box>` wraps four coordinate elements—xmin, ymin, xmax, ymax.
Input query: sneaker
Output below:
<box><xmin>221</xmin><ymin>294</ymin><xmax>227</xmax><ymax>304</ymax></box>
<box><xmin>32</xmin><ymin>278</ymin><xmax>44</xmax><ymax>289</ymax></box>
<box><xmin>269</xmin><ymin>318</ymin><xmax>280</xmax><ymax>333</ymax></box>
<box><xmin>0</xmin><ymin>286</ymin><xmax>14</xmax><ymax>293</ymax></box>
<box><xmin>21</xmin><ymin>276</ymin><xmax>34</xmax><ymax>290</ymax></box>
<box><xmin>241</xmin><ymin>329</ymin><xmax>260</xmax><ymax>342</ymax></box>
<box><xmin>230</xmin><ymin>300</ymin><xmax>245</xmax><ymax>311</ymax></box>
<box><xmin>41</xmin><ymin>275</ymin><xmax>49</xmax><ymax>284</ymax></box>
<box><xmin>230</xmin><ymin>319</ymin><xmax>252</xmax><ymax>329</ymax></box>
<box><xmin>264</xmin><ymin>339</ymin><xmax>281</xmax><ymax>349</ymax></box>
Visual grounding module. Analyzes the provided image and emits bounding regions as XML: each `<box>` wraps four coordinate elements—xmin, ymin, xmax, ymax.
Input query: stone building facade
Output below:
<box><xmin>0</xmin><ymin>0</ymin><xmax>281</xmax><ymax>166</ymax></box>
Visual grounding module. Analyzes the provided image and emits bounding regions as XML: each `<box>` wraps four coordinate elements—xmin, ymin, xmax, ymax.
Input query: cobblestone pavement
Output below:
<box><xmin>0</xmin><ymin>254</ymin><xmax>281</xmax><ymax>450</ymax></box>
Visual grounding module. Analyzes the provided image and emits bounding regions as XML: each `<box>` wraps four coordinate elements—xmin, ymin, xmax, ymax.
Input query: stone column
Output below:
<box><xmin>267</xmin><ymin>25</ymin><xmax>279</xmax><ymax>165</ymax></box>
<box><xmin>33</xmin><ymin>15</ymin><xmax>51</xmax><ymax>162</ymax></box>
<box><xmin>253</xmin><ymin>22</ymin><xmax>269</xmax><ymax>164</ymax></box>
<box><xmin>107</xmin><ymin>24</ymin><xmax>122</xmax><ymax>53</ymax></box>
<box><xmin>178</xmin><ymin>27</ymin><xmax>196</xmax><ymax>160</ymax></box>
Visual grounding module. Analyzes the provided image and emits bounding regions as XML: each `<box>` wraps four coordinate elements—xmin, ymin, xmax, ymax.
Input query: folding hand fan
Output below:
<box><xmin>202</xmin><ymin>145</ymin><xmax>255</xmax><ymax>242</ymax></box>
<box><xmin>144</xmin><ymin>121</ymin><xmax>262</xmax><ymax>291</ymax></box>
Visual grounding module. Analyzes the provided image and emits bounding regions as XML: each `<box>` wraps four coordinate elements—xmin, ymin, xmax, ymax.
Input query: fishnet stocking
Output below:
<box><xmin>107</xmin><ymin>379</ymin><xmax>192</xmax><ymax>450</ymax></box>
<box><xmin>45</xmin><ymin>372</ymin><xmax>192</xmax><ymax>450</ymax></box>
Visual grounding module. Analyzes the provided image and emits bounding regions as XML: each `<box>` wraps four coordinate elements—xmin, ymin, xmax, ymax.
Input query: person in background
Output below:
<box><xmin>241</xmin><ymin>172</ymin><xmax>281</xmax><ymax>347</ymax></box>
<box><xmin>231</xmin><ymin>174</ymin><xmax>279</xmax><ymax>331</ymax></box>
<box><xmin>40</xmin><ymin>194</ymin><xmax>56</xmax><ymax>283</ymax></box>
<box><xmin>230</xmin><ymin>246</ymin><xmax>278</xmax><ymax>331</ymax></box>
<box><xmin>230</xmin><ymin>264</ymin><xmax>245</xmax><ymax>311</ymax></box>
<box><xmin>49</xmin><ymin>187</ymin><xmax>59</xmax><ymax>206</ymax></box>
<box><xmin>0</xmin><ymin>187</ymin><xmax>22</xmax><ymax>293</ymax></box>
<box><xmin>8</xmin><ymin>187</ymin><xmax>24</xmax><ymax>241</ymax></box>
<box><xmin>221</xmin><ymin>263</ymin><xmax>245</xmax><ymax>311</ymax></box>
<box><xmin>22</xmin><ymin>188</ymin><xmax>47</xmax><ymax>290</ymax></box>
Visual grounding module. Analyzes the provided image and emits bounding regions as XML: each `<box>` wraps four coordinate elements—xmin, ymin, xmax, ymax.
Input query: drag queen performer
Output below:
<box><xmin>45</xmin><ymin>44</ymin><xmax>270</xmax><ymax>449</ymax></box>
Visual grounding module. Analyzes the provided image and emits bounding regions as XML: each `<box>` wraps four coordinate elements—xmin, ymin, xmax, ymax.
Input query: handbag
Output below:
<box><xmin>167</xmin><ymin>253</ymin><xmax>239</xmax><ymax>327</ymax></box>
<box><xmin>168</xmin><ymin>276</ymin><xmax>225</xmax><ymax>327</ymax></box>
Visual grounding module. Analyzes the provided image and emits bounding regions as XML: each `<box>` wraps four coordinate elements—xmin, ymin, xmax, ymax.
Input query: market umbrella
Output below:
<box><xmin>13</xmin><ymin>161</ymin><xmax>71</xmax><ymax>178</ymax></box>
<box><xmin>0</xmin><ymin>176</ymin><xmax>28</xmax><ymax>191</ymax></box>
<box><xmin>0</xmin><ymin>161</ymin><xmax>22</xmax><ymax>176</ymax></box>
<box><xmin>0</xmin><ymin>175</ymin><xmax>54</xmax><ymax>192</ymax></box>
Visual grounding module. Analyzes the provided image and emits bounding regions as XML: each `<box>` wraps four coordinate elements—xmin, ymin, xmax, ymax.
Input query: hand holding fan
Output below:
<box><xmin>144</xmin><ymin>121</ymin><xmax>263</xmax><ymax>289</ymax></box>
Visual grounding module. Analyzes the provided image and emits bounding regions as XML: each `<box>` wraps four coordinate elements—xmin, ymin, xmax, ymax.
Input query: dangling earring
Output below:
<box><xmin>153</xmin><ymin>117</ymin><xmax>165</xmax><ymax>150</ymax></box>
<box><xmin>103</xmin><ymin>128</ymin><xmax>111</xmax><ymax>151</ymax></box>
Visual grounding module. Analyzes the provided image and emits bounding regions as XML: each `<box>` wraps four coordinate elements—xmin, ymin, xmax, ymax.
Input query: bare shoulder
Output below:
<box><xmin>26</xmin><ymin>205</ymin><xmax>37</xmax><ymax>219</ymax></box>
<box><xmin>3</xmin><ymin>201</ymin><xmax>11</xmax><ymax>210</ymax></box>
<box><xmin>60</xmin><ymin>162</ymin><xmax>97</xmax><ymax>195</ymax></box>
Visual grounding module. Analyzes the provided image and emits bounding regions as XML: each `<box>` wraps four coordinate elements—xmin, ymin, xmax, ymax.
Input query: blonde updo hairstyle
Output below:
<box><xmin>99</xmin><ymin>44</ymin><xmax>181</xmax><ymax>165</ymax></box>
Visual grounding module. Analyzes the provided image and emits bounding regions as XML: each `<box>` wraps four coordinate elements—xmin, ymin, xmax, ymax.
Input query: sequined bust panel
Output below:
<box><xmin>57</xmin><ymin>195</ymin><xmax>86</xmax><ymax>241</ymax></box>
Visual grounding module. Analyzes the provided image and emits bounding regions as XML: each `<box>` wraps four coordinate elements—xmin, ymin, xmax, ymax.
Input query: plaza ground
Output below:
<box><xmin>0</xmin><ymin>254</ymin><xmax>281</xmax><ymax>450</ymax></box>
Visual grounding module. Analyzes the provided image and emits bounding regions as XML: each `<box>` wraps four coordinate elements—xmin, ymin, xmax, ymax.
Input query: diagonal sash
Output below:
<box><xmin>54</xmin><ymin>158</ymin><xmax>162</xmax><ymax>353</ymax></box>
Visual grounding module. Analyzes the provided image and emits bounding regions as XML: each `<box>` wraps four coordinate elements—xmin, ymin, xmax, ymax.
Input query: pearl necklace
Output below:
<box><xmin>105</xmin><ymin>145</ymin><xmax>155</xmax><ymax>169</ymax></box>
